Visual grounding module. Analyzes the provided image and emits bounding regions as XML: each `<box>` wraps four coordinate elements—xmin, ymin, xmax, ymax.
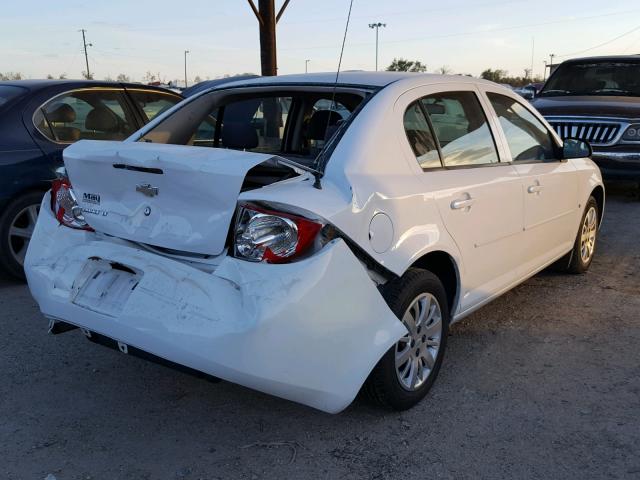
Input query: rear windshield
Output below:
<box><xmin>138</xmin><ymin>88</ymin><xmax>367</xmax><ymax>168</ymax></box>
<box><xmin>0</xmin><ymin>85</ymin><xmax>27</xmax><ymax>108</ymax></box>
<box><xmin>540</xmin><ymin>61</ymin><xmax>640</xmax><ymax>97</ymax></box>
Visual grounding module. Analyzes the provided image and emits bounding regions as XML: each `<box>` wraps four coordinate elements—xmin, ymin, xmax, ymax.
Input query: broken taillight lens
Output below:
<box><xmin>50</xmin><ymin>169</ymin><xmax>93</xmax><ymax>231</ymax></box>
<box><xmin>234</xmin><ymin>204</ymin><xmax>323</xmax><ymax>263</ymax></box>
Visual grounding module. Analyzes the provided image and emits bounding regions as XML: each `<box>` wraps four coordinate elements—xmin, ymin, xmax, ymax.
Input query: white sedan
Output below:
<box><xmin>25</xmin><ymin>72</ymin><xmax>604</xmax><ymax>413</ymax></box>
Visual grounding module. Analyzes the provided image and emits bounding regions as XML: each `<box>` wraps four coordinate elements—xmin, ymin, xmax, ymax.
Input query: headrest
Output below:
<box><xmin>47</xmin><ymin>103</ymin><xmax>76</xmax><ymax>123</ymax></box>
<box><xmin>52</xmin><ymin>126</ymin><xmax>81</xmax><ymax>142</ymax></box>
<box><xmin>221</xmin><ymin>122</ymin><xmax>259</xmax><ymax>150</ymax></box>
<box><xmin>406</xmin><ymin>129</ymin><xmax>436</xmax><ymax>154</ymax></box>
<box><xmin>424</xmin><ymin>103</ymin><xmax>445</xmax><ymax>115</ymax></box>
<box><xmin>307</xmin><ymin>110</ymin><xmax>343</xmax><ymax>140</ymax></box>
<box><xmin>85</xmin><ymin>107</ymin><xmax>119</xmax><ymax>132</ymax></box>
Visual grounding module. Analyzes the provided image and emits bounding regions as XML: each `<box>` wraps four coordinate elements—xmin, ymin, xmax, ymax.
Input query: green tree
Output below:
<box><xmin>386</xmin><ymin>58</ymin><xmax>427</xmax><ymax>73</ymax></box>
<box><xmin>480</xmin><ymin>68</ymin><xmax>543</xmax><ymax>87</ymax></box>
<box><xmin>480</xmin><ymin>68</ymin><xmax>507</xmax><ymax>83</ymax></box>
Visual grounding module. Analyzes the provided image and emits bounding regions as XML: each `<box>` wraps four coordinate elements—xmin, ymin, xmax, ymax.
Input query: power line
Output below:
<box><xmin>280</xmin><ymin>8</ymin><xmax>640</xmax><ymax>51</ymax></box>
<box><xmin>278</xmin><ymin>0</ymin><xmax>526</xmax><ymax>25</ymax></box>
<box><xmin>558</xmin><ymin>25</ymin><xmax>640</xmax><ymax>58</ymax></box>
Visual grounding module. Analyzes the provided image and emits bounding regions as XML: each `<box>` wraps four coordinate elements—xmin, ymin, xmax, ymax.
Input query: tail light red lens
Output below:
<box><xmin>234</xmin><ymin>204</ymin><xmax>323</xmax><ymax>263</ymax></box>
<box><xmin>50</xmin><ymin>173</ymin><xmax>93</xmax><ymax>231</ymax></box>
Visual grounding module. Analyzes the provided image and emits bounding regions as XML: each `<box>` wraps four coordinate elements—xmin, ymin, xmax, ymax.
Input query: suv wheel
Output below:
<box><xmin>0</xmin><ymin>192</ymin><xmax>44</xmax><ymax>280</ymax></box>
<box><xmin>365</xmin><ymin>268</ymin><xmax>449</xmax><ymax>410</ymax></box>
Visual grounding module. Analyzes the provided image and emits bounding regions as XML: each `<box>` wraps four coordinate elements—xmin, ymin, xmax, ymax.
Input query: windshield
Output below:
<box><xmin>540</xmin><ymin>61</ymin><xmax>640</xmax><ymax>97</ymax></box>
<box><xmin>138</xmin><ymin>87</ymin><xmax>368</xmax><ymax>170</ymax></box>
<box><xmin>0</xmin><ymin>85</ymin><xmax>27</xmax><ymax>108</ymax></box>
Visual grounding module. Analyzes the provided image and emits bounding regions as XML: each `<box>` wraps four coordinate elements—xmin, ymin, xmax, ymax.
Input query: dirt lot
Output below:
<box><xmin>1</xmin><ymin>186</ymin><xmax>639</xmax><ymax>480</ymax></box>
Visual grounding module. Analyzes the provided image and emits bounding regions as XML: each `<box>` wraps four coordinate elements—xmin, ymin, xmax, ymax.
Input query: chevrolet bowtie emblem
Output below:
<box><xmin>136</xmin><ymin>183</ymin><xmax>159</xmax><ymax>197</ymax></box>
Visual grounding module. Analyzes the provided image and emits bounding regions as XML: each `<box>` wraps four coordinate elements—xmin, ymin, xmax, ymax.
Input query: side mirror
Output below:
<box><xmin>563</xmin><ymin>138</ymin><xmax>592</xmax><ymax>159</ymax></box>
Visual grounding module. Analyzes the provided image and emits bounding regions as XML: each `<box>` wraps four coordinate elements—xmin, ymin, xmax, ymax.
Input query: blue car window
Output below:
<box><xmin>36</xmin><ymin>89</ymin><xmax>137</xmax><ymax>143</ymax></box>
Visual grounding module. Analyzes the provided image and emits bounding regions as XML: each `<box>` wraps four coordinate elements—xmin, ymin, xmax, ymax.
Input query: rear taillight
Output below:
<box><xmin>50</xmin><ymin>168</ymin><xmax>92</xmax><ymax>231</ymax></box>
<box><xmin>233</xmin><ymin>204</ymin><xmax>323</xmax><ymax>263</ymax></box>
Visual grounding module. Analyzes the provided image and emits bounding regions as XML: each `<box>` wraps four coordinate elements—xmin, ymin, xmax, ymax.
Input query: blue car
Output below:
<box><xmin>0</xmin><ymin>80</ymin><xmax>183</xmax><ymax>279</ymax></box>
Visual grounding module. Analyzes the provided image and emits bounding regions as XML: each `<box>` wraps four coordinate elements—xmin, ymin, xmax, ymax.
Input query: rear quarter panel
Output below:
<box><xmin>0</xmin><ymin>95</ymin><xmax>51</xmax><ymax>204</ymax></box>
<box><xmin>242</xmin><ymin>80</ymin><xmax>464</xmax><ymax>284</ymax></box>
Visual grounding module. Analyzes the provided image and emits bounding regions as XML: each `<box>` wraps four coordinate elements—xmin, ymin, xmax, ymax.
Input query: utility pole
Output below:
<box><xmin>79</xmin><ymin>29</ymin><xmax>92</xmax><ymax>79</ymax></box>
<box><xmin>247</xmin><ymin>0</ymin><xmax>291</xmax><ymax>76</ymax></box>
<box><xmin>368</xmin><ymin>22</ymin><xmax>386</xmax><ymax>71</ymax></box>
<box><xmin>305</xmin><ymin>59</ymin><xmax>310</xmax><ymax>73</ymax></box>
<box><xmin>184</xmin><ymin>50</ymin><xmax>190</xmax><ymax>87</ymax></box>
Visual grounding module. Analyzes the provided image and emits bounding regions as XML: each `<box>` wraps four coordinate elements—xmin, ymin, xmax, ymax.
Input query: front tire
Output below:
<box><xmin>365</xmin><ymin>268</ymin><xmax>449</xmax><ymax>411</ymax></box>
<box><xmin>0</xmin><ymin>191</ymin><xmax>44</xmax><ymax>280</ymax></box>
<box><xmin>564</xmin><ymin>196</ymin><xmax>599</xmax><ymax>274</ymax></box>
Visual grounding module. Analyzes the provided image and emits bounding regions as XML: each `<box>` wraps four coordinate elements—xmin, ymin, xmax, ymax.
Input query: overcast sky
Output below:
<box><xmin>3</xmin><ymin>0</ymin><xmax>640</xmax><ymax>82</ymax></box>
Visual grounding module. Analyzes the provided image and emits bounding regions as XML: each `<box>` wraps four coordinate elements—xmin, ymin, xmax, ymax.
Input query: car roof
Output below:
<box><xmin>0</xmin><ymin>79</ymin><xmax>181</xmax><ymax>95</ymax></box>
<box><xmin>202</xmin><ymin>71</ymin><xmax>498</xmax><ymax>91</ymax></box>
<box><xmin>182</xmin><ymin>75</ymin><xmax>260</xmax><ymax>97</ymax></box>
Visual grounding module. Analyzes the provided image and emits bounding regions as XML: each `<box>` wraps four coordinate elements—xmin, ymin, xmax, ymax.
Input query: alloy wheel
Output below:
<box><xmin>395</xmin><ymin>292</ymin><xmax>443</xmax><ymax>391</ymax></box>
<box><xmin>8</xmin><ymin>204</ymin><xmax>39</xmax><ymax>267</ymax></box>
<box><xmin>580</xmin><ymin>206</ymin><xmax>597</xmax><ymax>264</ymax></box>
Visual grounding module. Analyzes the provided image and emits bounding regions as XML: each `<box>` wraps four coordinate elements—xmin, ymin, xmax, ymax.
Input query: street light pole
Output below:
<box><xmin>184</xmin><ymin>50</ymin><xmax>190</xmax><ymax>88</ymax></box>
<box><xmin>368</xmin><ymin>22</ymin><xmax>386</xmax><ymax>71</ymax></box>
<box><xmin>305</xmin><ymin>59</ymin><xmax>310</xmax><ymax>73</ymax></box>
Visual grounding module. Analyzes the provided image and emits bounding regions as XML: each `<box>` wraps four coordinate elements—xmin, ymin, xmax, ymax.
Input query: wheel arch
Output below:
<box><xmin>590</xmin><ymin>185</ymin><xmax>605</xmax><ymax>227</ymax></box>
<box><xmin>408</xmin><ymin>250</ymin><xmax>460</xmax><ymax>316</ymax></box>
<box><xmin>0</xmin><ymin>186</ymin><xmax>48</xmax><ymax>216</ymax></box>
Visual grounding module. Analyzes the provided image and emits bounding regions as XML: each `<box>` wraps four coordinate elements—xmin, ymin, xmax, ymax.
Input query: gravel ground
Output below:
<box><xmin>1</xmin><ymin>185</ymin><xmax>639</xmax><ymax>480</ymax></box>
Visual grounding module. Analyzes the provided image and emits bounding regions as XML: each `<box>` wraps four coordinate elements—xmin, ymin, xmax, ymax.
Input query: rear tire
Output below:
<box><xmin>365</xmin><ymin>268</ymin><xmax>449</xmax><ymax>411</ymax></box>
<box><xmin>0</xmin><ymin>191</ymin><xmax>44</xmax><ymax>280</ymax></box>
<box><xmin>562</xmin><ymin>196</ymin><xmax>599</xmax><ymax>274</ymax></box>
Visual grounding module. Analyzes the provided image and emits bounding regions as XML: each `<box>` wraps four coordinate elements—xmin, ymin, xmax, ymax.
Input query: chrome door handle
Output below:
<box><xmin>451</xmin><ymin>197</ymin><xmax>475</xmax><ymax>210</ymax></box>
<box><xmin>527</xmin><ymin>184</ymin><xmax>543</xmax><ymax>194</ymax></box>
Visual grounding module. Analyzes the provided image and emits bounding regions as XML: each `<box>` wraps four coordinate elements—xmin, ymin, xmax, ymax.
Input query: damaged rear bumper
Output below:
<box><xmin>25</xmin><ymin>194</ymin><xmax>405</xmax><ymax>413</ymax></box>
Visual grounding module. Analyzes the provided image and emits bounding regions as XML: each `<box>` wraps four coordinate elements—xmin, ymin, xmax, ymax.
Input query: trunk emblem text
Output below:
<box><xmin>136</xmin><ymin>183</ymin><xmax>159</xmax><ymax>197</ymax></box>
<box><xmin>82</xmin><ymin>192</ymin><xmax>101</xmax><ymax>205</ymax></box>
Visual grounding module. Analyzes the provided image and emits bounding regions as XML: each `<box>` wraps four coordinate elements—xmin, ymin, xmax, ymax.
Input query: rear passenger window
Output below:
<box><xmin>403</xmin><ymin>102</ymin><xmax>441</xmax><ymax>168</ymax></box>
<box><xmin>36</xmin><ymin>90</ymin><xmax>137</xmax><ymax>143</ymax></box>
<box><xmin>128</xmin><ymin>90</ymin><xmax>181</xmax><ymax>122</ymax></box>
<box><xmin>486</xmin><ymin>92</ymin><xmax>557</xmax><ymax>161</ymax></box>
<box><xmin>421</xmin><ymin>91</ymin><xmax>499</xmax><ymax>167</ymax></box>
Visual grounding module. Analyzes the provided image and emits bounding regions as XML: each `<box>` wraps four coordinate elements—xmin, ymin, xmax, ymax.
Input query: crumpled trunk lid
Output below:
<box><xmin>64</xmin><ymin>140</ymin><xmax>276</xmax><ymax>255</ymax></box>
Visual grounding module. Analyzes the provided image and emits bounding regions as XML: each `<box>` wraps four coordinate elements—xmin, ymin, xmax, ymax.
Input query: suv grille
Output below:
<box><xmin>547</xmin><ymin>119</ymin><xmax>622</xmax><ymax>146</ymax></box>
